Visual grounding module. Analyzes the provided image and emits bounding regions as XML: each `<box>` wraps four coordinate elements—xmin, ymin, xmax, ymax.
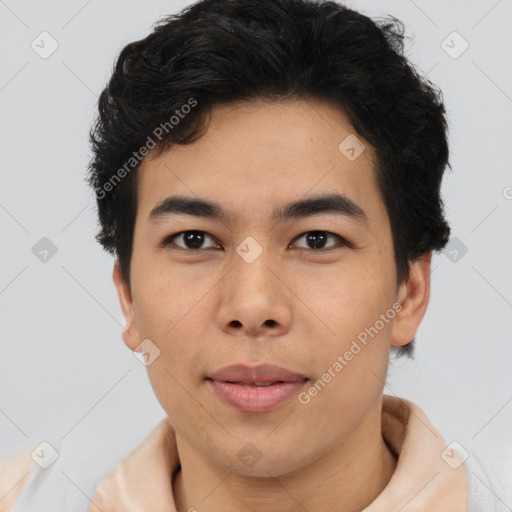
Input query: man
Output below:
<box><xmin>0</xmin><ymin>0</ymin><xmax>502</xmax><ymax>510</ymax></box>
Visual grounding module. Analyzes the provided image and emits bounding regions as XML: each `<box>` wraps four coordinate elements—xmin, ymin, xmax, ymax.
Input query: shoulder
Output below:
<box><xmin>88</xmin><ymin>417</ymin><xmax>177</xmax><ymax>512</ymax></box>
<box><xmin>1</xmin><ymin>435</ymin><xmax>102</xmax><ymax>511</ymax></box>
<box><xmin>463</xmin><ymin>444</ymin><xmax>512</xmax><ymax>512</ymax></box>
<box><xmin>0</xmin><ymin>446</ymin><xmax>37</xmax><ymax>511</ymax></box>
<box><xmin>434</xmin><ymin>419</ymin><xmax>512</xmax><ymax>511</ymax></box>
<box><xmin>1</xmin><ymin>419</ymin><xmax>174</xmax><ymax>512</ymax></box>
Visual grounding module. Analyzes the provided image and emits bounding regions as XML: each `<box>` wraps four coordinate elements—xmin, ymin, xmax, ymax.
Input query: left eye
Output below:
<box><xmin>291</xmin><ymin>231</ymin><xmax>348</xmax><ymax>250</ymax></box>
<box><xmin>161</xmin><ymin>230</ymin><xmax>349</xmax><ymax>251</ymax></box>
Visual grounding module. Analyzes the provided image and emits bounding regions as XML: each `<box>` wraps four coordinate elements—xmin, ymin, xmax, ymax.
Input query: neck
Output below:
<box><xmin>173</xmin><ymin>397</ymin><xmax>397</xmax><ymax>512</ymax></box>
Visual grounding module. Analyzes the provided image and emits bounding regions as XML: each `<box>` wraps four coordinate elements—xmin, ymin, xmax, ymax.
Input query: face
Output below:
<box><xmin>114</xmin><ymin>98</ymin><xmax>430</xmax><ymax>477</ymax></box>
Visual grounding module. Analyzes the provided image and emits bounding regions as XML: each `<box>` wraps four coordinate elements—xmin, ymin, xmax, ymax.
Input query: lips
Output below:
<box><xmin>207</xmin><ymin>364</ymin><xmax>308</xmax><ymax>384</ymax></box>
<box><xmin>206</xmin><ymin>364</ymin><xmax>309</xmax><ymax>413</ymax></box>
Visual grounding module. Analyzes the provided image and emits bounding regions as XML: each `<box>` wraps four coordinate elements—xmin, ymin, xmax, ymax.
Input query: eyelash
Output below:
<box><xmin>160</xmin><ymin>230</ymin><xmax>353</xmax><ymax>252</ymax></box>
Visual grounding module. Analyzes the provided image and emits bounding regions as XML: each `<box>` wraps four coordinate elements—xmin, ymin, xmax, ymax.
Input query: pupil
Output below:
<box><xmin>185</xmin><ymin>231</ymin><xmax>204</xmax><ymax>249</ymax></box>
<box><xmin>307</xmin><ymin>231</ymin><xmax>326</xmax><ymax>249</ymax></box>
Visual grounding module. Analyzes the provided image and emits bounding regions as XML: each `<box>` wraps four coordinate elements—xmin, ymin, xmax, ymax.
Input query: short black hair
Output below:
<box><xmin>86</xmin><ymin>0</ymin><xmax>452</xmax><ymax>359</ymax></box>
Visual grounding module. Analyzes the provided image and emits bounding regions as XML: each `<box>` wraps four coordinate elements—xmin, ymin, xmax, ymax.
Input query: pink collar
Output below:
<box><xmin>88</xmin><ymin>395</ymin><xmax>468</xmax><ymax>511</ymax></box>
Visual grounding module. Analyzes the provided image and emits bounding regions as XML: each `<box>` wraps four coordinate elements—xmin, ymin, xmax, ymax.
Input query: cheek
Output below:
<box><xmin>142</xmin><ymin>296</ymin><xmax>205</xmax><ymax>426</ymax></box>
<box><xmin>131</xmin><ymin>280</ymin><xmax>201</xmax><ymax>402</ymax></box>
<box><xmin>133</xmin><ymin>259</ymin><xmax>194</xmax><ymax>333</ymax></box>
<box><xmin>304</xmin><ymin>264</ymin><xmax>395</xmax><ymax>400</ymax></box>
<box><xmin>310</xmin><ymin>260</ymin><xmax>393</xmax><ymax>335</ymax></box>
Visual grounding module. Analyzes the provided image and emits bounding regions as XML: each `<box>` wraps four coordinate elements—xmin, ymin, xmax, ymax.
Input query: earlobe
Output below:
<box><xmin>390</xmin><ymin>253</ymin><xmax>432</xmax><ymax>347</ymax></box>
<box><xmin>113</xmin><ymin>261</ymin><xmax>141</xmax><ymax>351</ymax></box>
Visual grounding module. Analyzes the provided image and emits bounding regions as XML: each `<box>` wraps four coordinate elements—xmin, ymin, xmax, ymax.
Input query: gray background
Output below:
<box><xmin>1</xmin><ymin>0</ymin><xmax>511</xmax><ymax>496</ymax></box>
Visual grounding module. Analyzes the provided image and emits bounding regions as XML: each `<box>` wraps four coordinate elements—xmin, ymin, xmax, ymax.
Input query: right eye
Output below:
<box><xmin>160</xmin><ymin>230</ymin><xmax>222</xmax><ymax>251</ymax></box>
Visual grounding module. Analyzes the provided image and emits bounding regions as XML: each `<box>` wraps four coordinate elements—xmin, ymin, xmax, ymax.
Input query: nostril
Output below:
<box><xmin>264</xmin><ymin>319</ymin><xmax>277</xmax><ymax>327</ymax></box>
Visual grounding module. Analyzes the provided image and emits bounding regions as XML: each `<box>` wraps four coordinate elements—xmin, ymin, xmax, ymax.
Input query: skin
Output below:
<box><xmin>113</xmin><ymin>98</ymin><xmax>432</xmax><ymax>512</ymax></box>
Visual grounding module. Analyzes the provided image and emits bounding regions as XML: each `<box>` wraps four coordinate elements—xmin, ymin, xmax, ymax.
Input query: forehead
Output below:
<box><xmin>136</xmin><ymin>98</ymin><xmax>384</xmax><ymax>229</ymax></box>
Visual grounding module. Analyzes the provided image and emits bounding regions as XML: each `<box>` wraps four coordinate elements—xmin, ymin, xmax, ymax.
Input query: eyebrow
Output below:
<box><xmin>148</xmin><ymin>193</ymin><xmax>369</xmax><ymax>227</ymax></box>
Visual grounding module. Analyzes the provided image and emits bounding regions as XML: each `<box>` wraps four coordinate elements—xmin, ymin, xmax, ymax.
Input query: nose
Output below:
<box><xmin>216</xmin><ymin>247</ymin><xmax>292</xmax><ymax>340</ymax></box>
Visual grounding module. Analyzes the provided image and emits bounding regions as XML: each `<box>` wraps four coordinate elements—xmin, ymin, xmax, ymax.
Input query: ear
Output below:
<box><xmin>113</xmin><ymin>261</ymin><xmax>142</xmax><ymax>352</ymax></box>
<box><xmin>391</xmin><ymin>252</ymin><xmax>432</xmax><ymax>347</ymax></box>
